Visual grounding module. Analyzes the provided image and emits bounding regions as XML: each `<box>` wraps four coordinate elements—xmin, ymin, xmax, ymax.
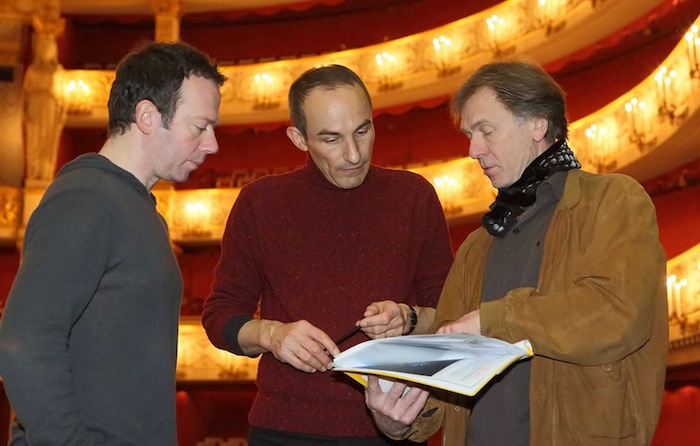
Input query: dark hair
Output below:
<box><xmin>450</xmin><ymin>59</ymin><xmax>568</xmax><ymax>141</ymax></box>
<box><xmin>288</xmin><ymin>64</ymin><xmax>372</xmax><ymax>138</ymax></box>
<box><xmin>107</xmin><ymin>41</ymin><xmax>226</xmax><ymax>136</ymax></box>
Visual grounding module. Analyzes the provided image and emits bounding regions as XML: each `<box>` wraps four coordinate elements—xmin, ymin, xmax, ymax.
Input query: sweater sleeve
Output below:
<box><xmin>202</xmin><ymin>187</ymin><xmax>263</xmax><ymax>356</ymax></box>
<box><xmin>0</xmin><ymin>185</ymin><xmax>111</xmax><ymax>444</ymax></box>
<box><xmin>410</xmin><ymin>181</ymin><xmax>454</xmax><ymax>308</ymax></box>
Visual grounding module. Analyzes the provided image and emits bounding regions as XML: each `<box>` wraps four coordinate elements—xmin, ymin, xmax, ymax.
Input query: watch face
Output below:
<box><xmin>408</xmin><ymin>306</ymin><xmax>417</xmax><ymax>333</ymax></box>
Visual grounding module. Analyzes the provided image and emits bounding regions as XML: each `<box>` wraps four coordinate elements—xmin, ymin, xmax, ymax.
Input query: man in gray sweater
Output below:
<box><xmin>0</xmin><ymin>41</ymin><xmax>226</xmax><ymax>445</ymax></box>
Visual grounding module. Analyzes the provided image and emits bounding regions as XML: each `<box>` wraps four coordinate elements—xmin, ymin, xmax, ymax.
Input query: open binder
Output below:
<box><xmin>332</xmin><ymin>333</ymin><xmax>533</xmax><ymax>396</ymax></box>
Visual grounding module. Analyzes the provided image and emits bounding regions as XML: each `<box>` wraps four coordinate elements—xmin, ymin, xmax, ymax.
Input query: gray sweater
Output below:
<box><xmin>0</xmin><ymin>154</ymin><xmax>182</xmax><ymax>445</ymax></box>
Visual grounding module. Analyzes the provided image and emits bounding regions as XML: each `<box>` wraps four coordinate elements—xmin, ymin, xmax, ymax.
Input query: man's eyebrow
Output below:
<box><xmin>355</xmin><ymin>119</ymin><xmax>372</xmax><ymax>132</ymax></box>
<box><xmin>314</xmin><ymin>119</ymin><xmax>372</xmax><ymax>137</ymax></box>
<box><xmin>316</xmin><ymin>129</ymin><xmax>341</xmax><ymax>137</ymax></box>
<box><xmin>463</xmin><ymin>118</ymin><xmax>487</xmax><ymax>133</ymax></box>
<box><xmin>192</xmin><ymin>115</ymin><xmax>219</xmax><ymax>126</ymax></box>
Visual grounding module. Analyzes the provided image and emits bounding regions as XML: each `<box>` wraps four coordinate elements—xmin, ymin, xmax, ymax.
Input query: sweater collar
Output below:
<box><xmin>59</xmin><ymin>153</ymin><xmax>157</xmax><ymax>205</ymax></box>
<box><xmin>303</xmin><ymin>156</ymin><xmax>374</xmax><ymax>191</ymax></box>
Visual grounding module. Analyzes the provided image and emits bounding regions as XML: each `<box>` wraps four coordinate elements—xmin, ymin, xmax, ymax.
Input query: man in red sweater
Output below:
<box><xmin>202</xmin><ymin>64</ymin><xmax>453</xmax><ymax>445</ymax></box>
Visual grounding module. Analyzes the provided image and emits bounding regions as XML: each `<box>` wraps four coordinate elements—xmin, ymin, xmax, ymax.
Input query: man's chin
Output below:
<box><xmin>488</xmin><ymin>176</ymin><xmax>508</xmax><ymax>189</ymax></box>
<box><xmin>332</xmin><ymin>169</ymin><xmax>368</xmax><ymax>189</ymax></box>
<box><xmin>168</xmin><ymin>171</ymin><xmax>192</xmax><ymax>185</ymax></box>
<box><xmin>336</xmin><ymin>177</ymin><xmax>366</xmax><ymax>190</ymax></box>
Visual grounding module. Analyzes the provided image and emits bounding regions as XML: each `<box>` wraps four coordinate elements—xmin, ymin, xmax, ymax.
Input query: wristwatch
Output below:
<box><xmin>406</xmin><ymin>305</ymin><xmax>418</xmax><ymax>334</ymax></box>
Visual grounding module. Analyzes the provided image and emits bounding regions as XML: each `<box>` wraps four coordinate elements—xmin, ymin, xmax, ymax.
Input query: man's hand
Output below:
<box><xmin>437</xmin><ymin>309</ymin><xmax>481</xmax><ymax>335</ymax></box>
<box><xmin>244</xmin><ymin>319</ymin><xmax>338</xmax><ymax>373</ymax></box>
<box><xmin>359</xmin><ymin>300</ymin><xmax>409</xmax><ymax>339</ymax></box>
<box><xmin>365</xmin><ymin>376</ymin><xmax>428</xmax><ymax>438</ymax></box>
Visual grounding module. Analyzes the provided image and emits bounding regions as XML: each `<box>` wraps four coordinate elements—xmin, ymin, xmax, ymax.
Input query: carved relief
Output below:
<box><xmin>0</xmin><ymin>186</ymin><xmax>21</xmax><ymax>228</ymax></box>
<box><xmin>0</xmin><ymin>0</ymin><xmax>60</xmax><ymax>20</ymax></box>
<box><xmin>23</xmin><ymin>15</ymin><xmax>66</xmax><ymax>183</ymax></box>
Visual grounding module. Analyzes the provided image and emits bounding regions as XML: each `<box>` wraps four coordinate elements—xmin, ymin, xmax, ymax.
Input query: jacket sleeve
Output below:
<box><xmin>0</xmin><ymin>186</ymin><xmax>111</xmax><ymax>444</ymax></box>
<box><xmin>201</xmin><ymin>187</ymin><xmax>262</xmax><ymax>356</ymax></box>
<box><xmin>480</xmin><ymin>174</ymin><xmax>667</xmax><ymax>366</ymax></box>
<box><xmin>431</xmin><ymin>232</ymin><xmax>487</xmax><ymax>332</ymax></box>
<box><xmin>403</xmin><ymin>239</ymin><xmax>482</xmax><ymax>443</ymax></box>
<box><xmin>403</xmin><ymin>390</ymin><xmax>471</xmax><ymax>444</ymax></box>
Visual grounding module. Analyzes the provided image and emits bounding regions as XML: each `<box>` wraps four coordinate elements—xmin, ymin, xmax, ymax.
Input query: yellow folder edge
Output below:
<box><xmin>340</xmin><ymin>341</ymin><xmax>534</xmax><ymax>397</ymax></box>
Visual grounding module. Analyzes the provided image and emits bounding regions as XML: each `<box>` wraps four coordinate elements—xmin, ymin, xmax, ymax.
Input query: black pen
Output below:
<box><xmin>334</xmin><ymin>325</ymin><xmax>362</xmax><ymax>346</ymax></box>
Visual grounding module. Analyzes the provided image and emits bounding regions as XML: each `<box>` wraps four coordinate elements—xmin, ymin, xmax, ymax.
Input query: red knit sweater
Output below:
<box><xmin>203</xmin><ymin>158</ymin><xmax>453</xmax><ymax>438</ymax></box>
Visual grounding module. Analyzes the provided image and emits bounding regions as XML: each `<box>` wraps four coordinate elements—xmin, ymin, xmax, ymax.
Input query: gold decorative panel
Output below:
<box><xmin>177</xmin><ymin>316</ymin><xmax>259</xmax><ymax>382</ymax></box>
<box><xmin>167</xmin><ymin>188</ymin><xmax>240</xmax><ymax>246</ymax></box>
<box><xmin>668</xmin><ymin>245</ymin><xmax>700</xmax><ymax>344</ymax></box>
<box><xmin>0</xmin><ymin>185</ymin><xmax>21</xmax><ymax>246</ymax></box>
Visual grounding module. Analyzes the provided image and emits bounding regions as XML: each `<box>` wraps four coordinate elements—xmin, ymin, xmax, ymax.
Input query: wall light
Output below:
<box><xmin>374</xmin><ymin>51</ymin><xmax>403</xmax><ymax>91</ymax></box>
<box><xmin>64</xmin><ymin>79</ymin><xmax>91</xmax><ymax>115</ymax></box>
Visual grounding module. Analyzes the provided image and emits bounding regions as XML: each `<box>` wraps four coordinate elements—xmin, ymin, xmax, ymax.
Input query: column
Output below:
<box><xmin>153</xmin><ymin>0</ymin><xmax>182</xmax><ymax>43</ymax></box>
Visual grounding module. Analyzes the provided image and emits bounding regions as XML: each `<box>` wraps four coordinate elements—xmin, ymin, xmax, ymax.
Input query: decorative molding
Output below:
<box><xmin>60</xmin><ymin>0</ymin><xmax>664</xmax><ymax>127</ymax></box>
<box><xmin>668</xmin><ymin>331</ymin><xmax>700</xmax><ymax>369</ymax></box>
<box><xmin>58</xmin><ymin>0</ymin><xmax>338</xmax><ymax>15</ymax></box>
<box><xmin>0</xmin><ymin>0</ymin><xmax>61</xmax><ymax>22</ymax></box>
<box><xmin>569</xmin><ymin>20</ymin><xmax>700</xmax><ymax>183</ymax></box>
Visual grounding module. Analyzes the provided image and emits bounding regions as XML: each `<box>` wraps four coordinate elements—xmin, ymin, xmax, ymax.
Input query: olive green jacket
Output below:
<box><xmin>405</xmin><ymin>170</ymin><xmax>668</xmax><ymax>446</ymax></box>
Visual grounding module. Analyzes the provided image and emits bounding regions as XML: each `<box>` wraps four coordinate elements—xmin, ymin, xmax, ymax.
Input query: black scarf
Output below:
<box><xmin>482</xmin><ymin>139</ymin><xmax>581</xmax><ymax>237</ymax></box>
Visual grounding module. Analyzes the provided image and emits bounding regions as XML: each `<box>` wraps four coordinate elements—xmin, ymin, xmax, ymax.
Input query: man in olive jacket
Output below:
<box><xmin>365</xmin><ymin>60</ymin><xmax>668</xmax><ymax>446</ymax></box>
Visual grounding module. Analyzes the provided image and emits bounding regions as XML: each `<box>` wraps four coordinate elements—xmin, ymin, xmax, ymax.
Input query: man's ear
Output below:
<box><xmin>286</xmin><ymin>126</ymin><xmax>308</xmax><ymax>152</ymax></box>
<box><xmin>135</xmin><ymin>100</ymin><xmax>158</xmax><ymax>134</ymax></box>
<box><xmin>531</xmin><ymin>116</ymin><xmax>549</xmax><ymax>143</ymax></box>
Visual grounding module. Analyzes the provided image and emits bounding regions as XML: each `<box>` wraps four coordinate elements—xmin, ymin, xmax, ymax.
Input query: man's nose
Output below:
<box><xmin>468</xmin><ymin>137</ymin><xmax>485</xmax><ymax>160</ymax></box>
<box><xmin>343</xmin><ymin>138</ymin><xmax>361</xmax><ymax>164</ymax></box>
<box><xmin>203</xmin><ymin>130</ymin><xmax>219</xmax><ymax>155</ymax></box>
